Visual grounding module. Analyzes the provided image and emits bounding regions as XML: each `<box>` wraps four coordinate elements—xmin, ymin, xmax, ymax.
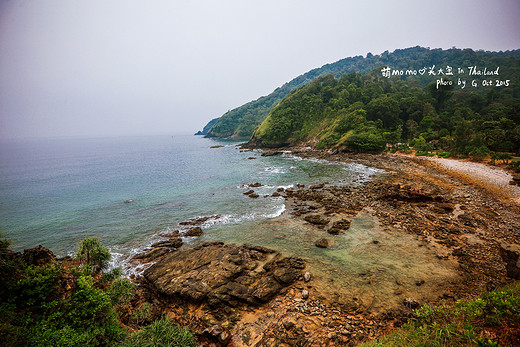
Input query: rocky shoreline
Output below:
<box><xmin>125</xmin><ymin>149</ymin><xmax>520</xmax><ymax>346</ymax></box>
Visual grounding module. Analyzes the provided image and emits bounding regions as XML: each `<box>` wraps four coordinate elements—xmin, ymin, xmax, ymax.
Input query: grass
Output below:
<box><xmin>362</xmin><ymin>282</ymin><xmax>520</xmax><ymax>346</ymax></box>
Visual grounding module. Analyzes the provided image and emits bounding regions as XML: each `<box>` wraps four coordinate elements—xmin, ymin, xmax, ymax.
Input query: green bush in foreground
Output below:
<box><xmin>0</xmin><ymin>236</ymin><xmax>198</xmax><ymax>346</ymax></box>
<box><xmin>119</xmin><ymin>317</ymin><xmax>197</xmax><ymax>347</ymax></box>
<box><xmin>76</xmin><ymin>237</ymin><xmax>111</xmax><ymax>274</ymax></box>
<box><xmin>363</xmin><ymin>282</ymin><xmax>520</xmax><ymax>347</ymax></box>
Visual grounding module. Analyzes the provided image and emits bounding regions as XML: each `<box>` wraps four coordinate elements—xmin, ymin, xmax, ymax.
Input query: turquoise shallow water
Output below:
<box><xmin>0</xmin><ymin>134</ymin><xmax>380</xmax><ymax>265</ymax></box>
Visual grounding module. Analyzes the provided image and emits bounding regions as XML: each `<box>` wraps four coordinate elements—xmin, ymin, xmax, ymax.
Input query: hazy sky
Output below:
<box><xmin>1</xmin><ymin>0</ymin><xmax>519</xmax><ymax>139</ymax></box>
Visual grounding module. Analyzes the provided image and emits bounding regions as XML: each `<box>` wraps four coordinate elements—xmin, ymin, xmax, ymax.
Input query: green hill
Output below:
<box><xmin>200</xmin><ymin>46</ymin><xmax>520</xmax><ymax>139</ymax></box>
<box><xmin>249</xmin><ymin>61</ymin><xmax>520</xmax><ymax>155</ymax></box>
<box><xmin>194</xmin><ymin>117</ymin><xmax>219</xmax><ymax>135</ymax></box>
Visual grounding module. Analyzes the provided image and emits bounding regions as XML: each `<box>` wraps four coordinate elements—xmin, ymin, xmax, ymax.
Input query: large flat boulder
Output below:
<box><xmin>143</xmin><ymin>242</ymin><xmax>305</xmax><ymax>309</ymax></box>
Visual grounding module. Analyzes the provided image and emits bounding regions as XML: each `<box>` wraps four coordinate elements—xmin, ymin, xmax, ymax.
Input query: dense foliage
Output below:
<box><xmin>194</xmin><ymin>117</ymin><xmax>219</xmax><ymax>136</ymax></box>
<box><xmin>363</xmin><ymin>281</ymin><xmax>520</xmax><ymax>346</ymax></box>
<box><xmin>202</xmin><ymin>46</ymin><xmax>520</xmax><ymax>139</ymax></box>
<box><xmin>0</xmin><ymin>236</ymin><xmax>197</xmax><ymax>346</ymax></box>
<box><xmin>250</xmin><ymin>68</ymin><xmax>520</xmax><ymax>155</ymax></box>
<box><xmin>118</xmin><ymin>317</ymin><xmax>197</xmax><ymax>347</ymax></box>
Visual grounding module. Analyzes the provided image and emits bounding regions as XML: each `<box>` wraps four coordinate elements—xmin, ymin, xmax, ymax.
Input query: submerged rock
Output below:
<box><xmin>179</xmin><ymin>215</ymin><xmax>220</xmax><ymax>226</ymax></box>
<box><xmin>315</xmin><ymin>238</ymin><xmax>330</xmax><ymax>248</ymax></box>
<box><xmin>328</xmin><ymin>219</ymin><xmax>352</xmax><ymax>234</ymax></box>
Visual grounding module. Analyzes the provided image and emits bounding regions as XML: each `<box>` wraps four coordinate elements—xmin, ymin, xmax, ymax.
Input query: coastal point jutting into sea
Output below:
<box><xmin>1</xmin><ymin>0</ymin><xmax>520</xmax><ymax>345</ymax></box>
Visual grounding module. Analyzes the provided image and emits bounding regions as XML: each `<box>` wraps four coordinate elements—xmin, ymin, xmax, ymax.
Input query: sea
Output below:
<box><xmin>0</xmin><ymin>134</ymin><xmax>380</xmax><ymax>271</ymax></box>
<box><xmin>1</xmin><ymin>134</ymin><xmax>460</xmax><ymax>310</ymax></box>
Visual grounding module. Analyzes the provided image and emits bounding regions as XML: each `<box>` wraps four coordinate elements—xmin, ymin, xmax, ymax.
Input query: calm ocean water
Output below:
<box><xmin>0</xmin><ymin>134</ymin><xmax>380</xmax><ymax>270</ymax></box>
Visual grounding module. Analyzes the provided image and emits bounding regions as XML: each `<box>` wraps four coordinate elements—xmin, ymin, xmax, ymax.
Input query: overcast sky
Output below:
<box><xmin>0</xmin><ymin>0</ymin><xmax>519</xmax><ymax>139</ymax></box>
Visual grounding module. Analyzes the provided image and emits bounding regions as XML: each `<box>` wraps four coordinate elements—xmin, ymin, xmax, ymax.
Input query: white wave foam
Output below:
<box><xmin>263</xmin><ymin>167</ymin><xmax>286</xmax><ymax>174</ymax></box>
<box><xmin>263</xmin><ymin>204</ymin><xmax>286</xmax><ymax>218</ymax></box>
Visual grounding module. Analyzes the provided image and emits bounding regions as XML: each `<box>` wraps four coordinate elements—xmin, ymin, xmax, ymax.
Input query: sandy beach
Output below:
<box><xmin>419</xmin><ymin>156</ymin><xmax>520</xmax><ymax>202</ymax></box>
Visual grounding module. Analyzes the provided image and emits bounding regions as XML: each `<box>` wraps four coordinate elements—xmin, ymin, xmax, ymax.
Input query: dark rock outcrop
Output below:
<box><xmin>328</xmin><ymin>219</ymin><xmax>351</xmax><ymax>235</ymax></box>
<box><xmin>23</xmin><ymin>245</ymin><xmax>56</xmax><ymax>266</ymax></box>
<box><xmin>499</xmin><ymin>244</ymin><xmax>520</xmax><ymax>279</ymax></box>
<box><xmin>304</xmin><ymin>214</ymin><xmax>330</xmax><ymax>226</ymax></box>
<box><xmin>184</xmin><ymin>227</ymin><xmax>203</xmax><ymax>237</ymax></box>
<box><xmin>143</xmin><ymin>242</ymin><xmax>305</xmax><ymax>309</ymax></box>
<box><xmin>179</xmin><ymin>215</ymin><xmax>220</xmax><ymax>226</ymax></box>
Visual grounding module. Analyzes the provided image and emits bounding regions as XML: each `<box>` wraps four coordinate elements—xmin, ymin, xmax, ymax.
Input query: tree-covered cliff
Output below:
<box><xmin>249</xmin><ymin>63</ymin><xmax>520</xmax><ymax>156</ymax></box>
<box><xmin>200</xmin><ymin>46</ymin><xmax>520</xmax><ymax>139</ymax></box>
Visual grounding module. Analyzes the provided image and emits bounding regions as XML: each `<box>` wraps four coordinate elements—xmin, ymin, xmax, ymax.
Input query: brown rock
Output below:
<box><xmin>248</xmin><ymin>193</ymin><xmax>259</xmax><ymax>199</ymax></box>
<box><xmin>179</xmin><ymin>215</ymin><xmax>220</xmax><ymax>226</ymax></box>
<box><xmin>304</xmin><ymin>214</ymin><xmax>330</xmax><ymax>226</ymax></box>
<box><xmin>243</xmin><ymin>190</ymin><xmax>255</xmax><ymax>195</ymax></box>
<box><xmin>151</xmin><ymin>237</ymin><xmax>184</xmax><ymax>249</ymax></box>
<box><xmin>499</xmin><ymin>244</ymin><xmax>520</xmax><ymax>279</ymax></box>
<box><xmin>315</xmin><ymin>238</ymin><xmax>330</xmax><ymax>248</ymax></box>
<box><xmin>403</xmin><ymin>297</ymin><xmax>420</xmax><ymax>309</ymax></box>
<box><xmin>328</xmin><ymin>219</ymin><xmax>351</xmax><ymax>234</ymax></box>
<box><xmin>132</xmin><ymin>247</ymin><xmax>170</xmax><ymax>262</ymax></box>
<box><xmin>249</xmin><ymin>182</ymin><xmax>263</xmax><ymax>187</ymax></box>
<box><xmin>23</xmin><ymin>245</ymin><xmax>56</xmax><ymax>266</ymax></box>
<box><xmin>184</xmin><ymin>227</ymin><xmax>203</xmax><ymax>237</ymax></box>
<box><xmin>143</xmin><ymin>243</ymin><xmax>305</xmax><ymax>309</ymax></box>
<box><xmin>261</xmin><ymin>151</ymin><xmax>282</xmax><ymax>157</ymax></box>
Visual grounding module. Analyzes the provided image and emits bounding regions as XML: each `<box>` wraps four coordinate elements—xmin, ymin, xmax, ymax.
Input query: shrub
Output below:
<box><xmin>75</xmin><ymin>237</ymin><xmax>111</xmax><ymax>274</ymax></box>
<box><xmin>0</xmin><ymin>237</ymin><xmax>128</xmax><ymax>346</ymax></box>
<box><xmin>508</xmin><ymin>160</ymin><xmax>520</xmax><ymax>172</ymax></box>
<box><xmin>109</xmin><ymin>278</ymin><xmax>135</xmax><ymax>306</ymax></box>
<box><xmin>344</xmin><ymin>130</ymin><xmax>386</xmax><ymax>153</ymax></box>
<box><xmin>470</xmin><ymin>146</ymin><xmax>490</xmax><ymax>162</ymax></box>
<box><xmin>491</xmin><ymin>152</ymin><xmax>513</xmax><ymax>164</ymax></box>
<box><xmin>415</xmin><ymin>151</ymin><xmax>429</xmax><ymax>156</ymax></box>
<box><xmin>362</xmin><ymin>282</ymin><xmax>520</xmax><ymax>347</ymax></box>
<box><xmin>25</xmin><ymin>274</ymin><xmax>126</xmax><ymax>346</ymax></box>
<box><xmin>119</xmin><ymin>317</ymin><xmax>197</xmax><ymax>347</ymax></box>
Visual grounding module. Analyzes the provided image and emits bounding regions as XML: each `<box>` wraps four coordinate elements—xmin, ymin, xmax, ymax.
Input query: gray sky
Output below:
<box><xmin>1</xmin><ymin>0</ymin><xmax>519</xmax><ymax>139</ymax></box>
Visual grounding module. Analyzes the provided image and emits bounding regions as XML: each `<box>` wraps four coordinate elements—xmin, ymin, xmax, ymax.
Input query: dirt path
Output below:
<box><xmin>413</xmin><ymin>156</ymin><xmax>520</xmax><ymax>204</ymax></box>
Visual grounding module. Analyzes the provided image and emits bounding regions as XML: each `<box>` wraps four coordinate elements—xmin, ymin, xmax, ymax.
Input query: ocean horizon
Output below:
<box><xmin>0</xmin><ymin>133</ymin><xmax>380</xmax><ymax>273</ymax></box>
